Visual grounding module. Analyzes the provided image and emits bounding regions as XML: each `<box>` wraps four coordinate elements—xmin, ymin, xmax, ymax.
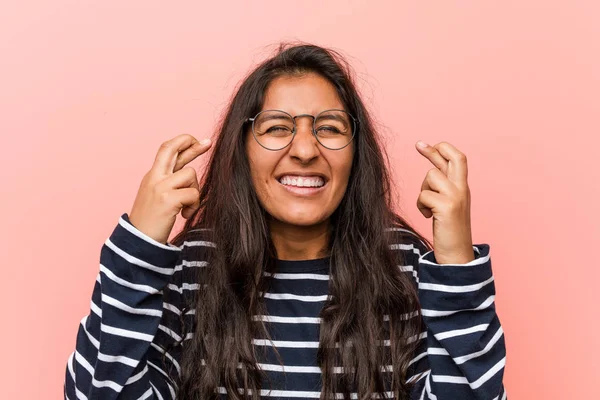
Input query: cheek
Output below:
<box><xmin>332</xmin><ymin>152</ymin><xmax>354</xmax><ymax>189</ymax></box>
<box><xmin>246</xmin><ymin>142</ymin><xmax>278</xmax><ymax>196</ymax></box>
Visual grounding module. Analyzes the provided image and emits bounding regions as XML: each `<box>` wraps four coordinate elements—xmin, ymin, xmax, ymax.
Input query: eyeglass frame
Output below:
<box><xmin>244</xmin><ymin>108</ymin><xmax>358</xmax><ymax>151</ymax></box>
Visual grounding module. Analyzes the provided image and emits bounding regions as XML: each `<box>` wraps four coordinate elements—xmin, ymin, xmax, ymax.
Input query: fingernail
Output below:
<box><xmin>200</xmin><ymin>138</ymin><xmax>211</xmax><ymax>146</ymax></box>
<box><xmin>417</xmin><ymin>141</ymin><xmax>428</xmax><ymax>149</ymax></box>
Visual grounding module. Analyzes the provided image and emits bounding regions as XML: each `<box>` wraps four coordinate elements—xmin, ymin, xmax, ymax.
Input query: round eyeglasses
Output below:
<box><xmin>245</xmin><ymin>109</ymin><xmax>357</xmax><ymax>151</ymax></box>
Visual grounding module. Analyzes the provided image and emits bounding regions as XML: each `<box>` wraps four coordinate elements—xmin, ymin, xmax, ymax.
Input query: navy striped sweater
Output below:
<box><xmin>64</xmin><ymin>213</ymin><xmax>507</xmax><ymax>399</ymax></box>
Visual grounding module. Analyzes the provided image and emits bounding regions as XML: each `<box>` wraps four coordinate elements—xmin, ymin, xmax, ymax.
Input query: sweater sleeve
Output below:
<box><xmin>64</xmin><ymin>213</ymin><xmax>188</xmax><ymax>400</ymax></box>
<box><xmin>404</xmin><ymin>236</ymin><xmax>508</xmax><ymax>400</ymax></box>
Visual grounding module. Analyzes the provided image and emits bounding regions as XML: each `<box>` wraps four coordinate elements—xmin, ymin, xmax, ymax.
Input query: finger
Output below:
<box><xmin>163</xmin><ymin>166</ymin><xmax>199</xmax><ymax>190</ymax></box>
<box><xmin>180</xmin><ymin>170</ymin><xmax>201</xmax><ymax>219</ymax></box>
<box><xmin>432</xmin><ymin>142</ymin><xmax>468</xmax><ymax>186</ymax></box>
<box><xmin>421</xmin><ymin>167</ymin><xmax>454</xmax><ymax>195</ymax></box>
<box><xmin>177</xmin><ymin>188</ymin><xmax>201</xmax><ymax>219</ymax></box>
<box><xmin>416</xmin><ymin>141</ymin><xmax>449</xmax><ymax>175</ymax></box>
<box><xmin>173</xmin><ymin>139</ymin><xmax>212</xmax><ymax>172</ymax></box>
<box><xmin>417</xmin><ymin>190</ymin><xmax>444</xmax><ymax>219</ymax></box>
<box><xmin>152</xmin><ymin>134</ymin><xmax>210</xmax><ymax>176</ymax></box>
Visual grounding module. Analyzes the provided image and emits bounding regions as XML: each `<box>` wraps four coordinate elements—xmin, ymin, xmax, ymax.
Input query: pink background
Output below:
<box><xmin>1</xmin><ymin>1</ymin><xmax>598</xmax><ymax>398</ymax></box>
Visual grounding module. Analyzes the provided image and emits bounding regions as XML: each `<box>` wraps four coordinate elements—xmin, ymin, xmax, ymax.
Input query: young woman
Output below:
<box><xmin>64</xmin><ymin>44</ymin><xmax>507</xmax><ymax>400</ymax></box>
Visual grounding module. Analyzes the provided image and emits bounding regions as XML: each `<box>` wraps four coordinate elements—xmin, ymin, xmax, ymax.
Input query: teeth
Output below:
<box><xmin>279</xmin><ymin>175</ymin><xmax>325</xmax><ymax>188</ymax></box>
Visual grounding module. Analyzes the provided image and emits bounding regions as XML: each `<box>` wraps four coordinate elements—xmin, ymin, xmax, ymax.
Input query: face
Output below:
<box><xmin>245</xmin><ymin>73</ymin><xmax>355</xmax><ymax>228</ymax></box>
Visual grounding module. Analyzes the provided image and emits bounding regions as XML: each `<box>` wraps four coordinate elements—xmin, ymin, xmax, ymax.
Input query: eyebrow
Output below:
<box><xmin>256</xmin><ymin>113</ymin><xmax>292</xmax><ymax>122</ymax></box>
<box><xmin>315</xmin><ymin>112</ymin><xmax>349</xmax><ymax>124</ymax></box>
<box><xmin>255</xmin><ymin>110</ymin><xmax>350</xmax><ymax>124</ymax></box>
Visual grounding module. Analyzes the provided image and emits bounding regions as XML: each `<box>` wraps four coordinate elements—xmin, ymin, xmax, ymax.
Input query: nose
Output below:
<box><xmin>288</xmin><ymin>118</ymin><xmax>320</xmax><ymax>164</ymax></box>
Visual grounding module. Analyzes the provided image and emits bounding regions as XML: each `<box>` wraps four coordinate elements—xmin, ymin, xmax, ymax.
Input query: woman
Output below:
<box><xmin>64</xmin><ymin>43</ymin><xmax>507</xmax><ymax>399</ymax></box>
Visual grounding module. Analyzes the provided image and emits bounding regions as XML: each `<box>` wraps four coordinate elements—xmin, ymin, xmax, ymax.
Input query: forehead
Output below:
<box><xmin>261</xmin><ymin>73</ymin><xmax>345</xmax><ymax>115</ymax></box>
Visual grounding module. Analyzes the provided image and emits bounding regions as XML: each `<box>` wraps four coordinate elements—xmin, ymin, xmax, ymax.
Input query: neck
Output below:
<box><xmin>269</xmin><ymin>218</ymin><xmax>331</xmax><ymax>261</ymax></box>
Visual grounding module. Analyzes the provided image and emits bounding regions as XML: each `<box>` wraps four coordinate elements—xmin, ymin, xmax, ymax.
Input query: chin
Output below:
<box><xmin>273</xmin><ymin>209</ymin><xmax>329</xmax><ymax>227</ymax></box>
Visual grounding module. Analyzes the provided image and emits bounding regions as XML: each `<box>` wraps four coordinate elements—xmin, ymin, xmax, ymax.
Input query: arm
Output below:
<box><xmin>400</xmin><ymin>234</ymin><xmax>507</xmax><ymax>400</ymax></box>
<box><xmin>64</xmin><ymin>213</ymin><xmax>186</xmax><ymax>400</ymax></box>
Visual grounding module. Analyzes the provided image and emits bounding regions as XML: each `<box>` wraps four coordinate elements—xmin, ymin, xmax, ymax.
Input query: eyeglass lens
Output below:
<box><xmin>252</xmin><ymin>110</ymin><xmax>354</xmax><ymax>150</ymax></box>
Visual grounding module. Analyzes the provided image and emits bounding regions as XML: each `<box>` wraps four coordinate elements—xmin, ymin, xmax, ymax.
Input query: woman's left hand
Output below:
<box><xmin>415</xmin><ymin>141</ymin><xmax>475</xmax><ymax>265</ymax></box>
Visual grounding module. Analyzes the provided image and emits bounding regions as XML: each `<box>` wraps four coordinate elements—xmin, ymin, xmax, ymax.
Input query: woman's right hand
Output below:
<box><xmin>128</xmin><ymin>134</ymin><xmax>212</xmax><ymax>244</ymax></box>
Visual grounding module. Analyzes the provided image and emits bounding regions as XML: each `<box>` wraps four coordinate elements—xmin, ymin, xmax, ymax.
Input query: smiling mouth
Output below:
<box><xmin>277</xmin><ymin>175</ymin><xmax>327</xmax><ymax>196</ymax></box>
<box><xmin>278</xmin><ymin>175</ymin><xmax>326</xmax><ymax>188</ymax></box>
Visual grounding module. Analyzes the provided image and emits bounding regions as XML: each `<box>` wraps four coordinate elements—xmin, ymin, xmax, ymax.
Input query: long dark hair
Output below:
<box><xmin>169</xmin><ymin>42</ymin><xmax>433</xmax><ymax>400</ymax></box>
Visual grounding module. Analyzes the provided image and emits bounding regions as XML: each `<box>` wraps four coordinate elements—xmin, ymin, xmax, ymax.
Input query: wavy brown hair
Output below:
<box><xmin>169</xmin><ymin>43</ymin><xmax>433</xmax><ymax>400</ymax></box>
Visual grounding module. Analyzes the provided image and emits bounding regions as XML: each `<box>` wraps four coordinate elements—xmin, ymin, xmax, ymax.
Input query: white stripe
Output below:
<box><xmin>252</xmin><ymin>315</ymin><xmax>322</xmax><ymax>324</ymax></box>
<box><xmin>431</xmin><ymin>356</ymin><xmax>506</xmax><ymax>389</ymax></box>
<box><xmin>67</xmin><ymin>352</ymin><xmax>76</xmax><ymax>381</ymax></box>
<box><xmin>383</xmin><ymin>310</ymin><xmax>420</xmax><ymax>321</ymax></box>
<box><xmin>92</xmin><ymin>378</ymin><xmax>122</xmax><ymax>392</ymax></box>
<box><xmin>158</xmin><ymin>324</ymin><xmax>182</xmax><ymax>342</ymax></box>
<box><xmin>151</xmin><ymin>342</ymin><xmax>181</xmax><ymax>374</ymax></box>
<box><xmin>399</xmin><ymin>265</ymin><xmax>419</xmax><ymax>281</ymax></box>
<box><xmin>408</xmin><ymin>350</ymin><xmax>427</xmax><ymax>366</ymax></box>
<box><xmin>252</xmin><ymin>339</ymin><xmax>321</xmax><ymax>348</ymax></box>
<box><xmin>424</xmin><ymin>372</ymin><xmax>438</xmax><ymax>400</ymax></box>
<box><xmin>73</xmin><ymin>352</ymin><xmax>94</xmax><ymax>379</ymax></box>
<box><xmin>187</xmin><ymin>228</ymin><xmax>211</xmax><ymax>233</ymax></box>
<box><xmin>173</xmin><ymin>259</ymin><xmax>208</xmax><ymax>272</ymax></box>
<box><xmin>80</xmin><ymin>316</ymin><xmax>100</xmax><ymax>349</ymax></box>
<box><xmin>470</xmin><ymin>356</ymin><xmax>506</xmax><ymax>389</ymax></box>
<box><xmin>409</xmin><ymin>331</ymin><xmax>428</xmax><ymax>344</ymax></box>
<box><xmin>389</xmin><ymin>243</ymin><xmax>424</xmax><ymax>256</ymax></box>
<box><xmin>216</xmin><ymin>387</ymin><xmax>395</xmax><ymax>399</ymax></box>
<box><xmin>105</xmin><ymin>238</ymin><xmax>174</xmax><ymax>276</ymax></box>
<box><xmin>261</xmin><ymin>292</ymin><xmax>329</xmax><ymax>302</ymax></box>
<box><xmin>258</xmin><ymin>363</ymin><xmax>321</xmax><ymax>373</ymax></box>
<box><xmin>454</xmin><ymin>327</ymin><xmax>504</xmax><ymax>365</ymax></box>
<box><xmin>100</xmin><ymin>264</ymin><xmax>160</xmax><ymax>294</ymax></box>
<box><xmin>149</xmin><ymin>382</ymin><xmax>164</xmax><ymax>400</ymax></box>
<box><xmin>254</xmin><ymin>313</ymin><xmax>418</xmax><ymax>324</ymax></box>
<box><xmin>419</xmin><ymin>276</ymin><xmax>494</xmax><ymax>293</ymax></box>
<box><xmin>432</xmin><ymin>374</ymin><xmax>469</xmax><ymax>384</ymax></box>
<box><xmin>97</xmin><ymin>352</ymin><xmax>138</xmax><ymax>368</ymax></box>
<box><xmin>381</xmin><ymin>331</ymin><xmax>426</xmax><ymax>346</ymax></box>
<box><xmin>418</xmin><ymin>372</ymin><xmax>426</xmax><ymax>400</ymax></box>
<box><xmin>264</xmin><ymin>272</ymin><xmax>330</xmax><ymax>280</ymax></box>
<box><xmin>101</xmin><ymin>323</ymin><xmax>154</xmax><ymax>342</ymax></box>
<box><xmin>385</xmin><ymin>227</ymin><xmax>416</xmax><ymax>234</ymax></box>
<box><xmin>119</xmin><ymin>216</ymin><xmax>182</xmax><ymax>251</ymax></box>
<box><xmin>419</xmin><ymin>247</ymin><xmax>490</xmax><ymax>267</ymax></box>
<box><xmin>125</xmin><ymin>364</ymin><xmax>148</xmax><ymax>385</ymax></box>
<box><xmin>435</xmin><ymin>324</ymin><xmax>489</xmax><ymax>341</ymax></box>
<box><xmin>90</xmin><ymin>299</ymin><xmax>102</xmax><ymax>318</ymax></box>
<box><xmin>147</xmin><ymin>361</ymin><xmax>177</xmax><ymax>398</ymax></box>
<box><xmin>407</xmin><ymin>369</ymin><xmax>430</xmax><ymax>384</ymax></box>
<box><xmin>136</xmin><ymin>388</ymin><xmax>153</xmax><ymax>400</ymax></box>
<box><xmin>427</xmin><ymin>347</ymin><xmax>450</xmax><ymax>356</ymax></box>
<box><xmin>163</xmin><ymin>302</ymin><xmax>195</xmax><ymax>316</ymax></box>
<box><xmin>167</xmin><ymin>283</ymin><xmax>202</xmax><ymax>293</ymax></box>
<box><xmin>157</xmin><ymin>324</ymin><xmax>193</xmax><ymax>341</ymax></box>
<box><xmin>75</xmin><ymin>387</ymin><xmax>88</xmax><ymax>400</ymax></box>
<box><xmin>421</xmin><ymin>295</ymin><xmax>495</xmax><ymax>317</ymax></box>
<box><xmin>184</xmin><ymin>240</ymin><xmax>216</xmax><ymax>248</ymax></box>
<box><xmin>75</xmin><ymin>351</ymin><xmax>124</xmax><ymax>392</ymax></box>
<box><xmin>252</xmin><ymin>339</ymin><xmax>395</xmax><ymax>349</ymax></box>
<box><xmin>102</xmin><ymin>294</ymin><xmax>162</xmax><ymax>317</ymax></box>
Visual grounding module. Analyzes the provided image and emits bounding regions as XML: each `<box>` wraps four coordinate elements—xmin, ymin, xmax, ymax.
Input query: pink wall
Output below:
<box><xmin>1</xmin><ymin>1</ymin><xmax>598</xmax><ymax>398</ymax></box>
